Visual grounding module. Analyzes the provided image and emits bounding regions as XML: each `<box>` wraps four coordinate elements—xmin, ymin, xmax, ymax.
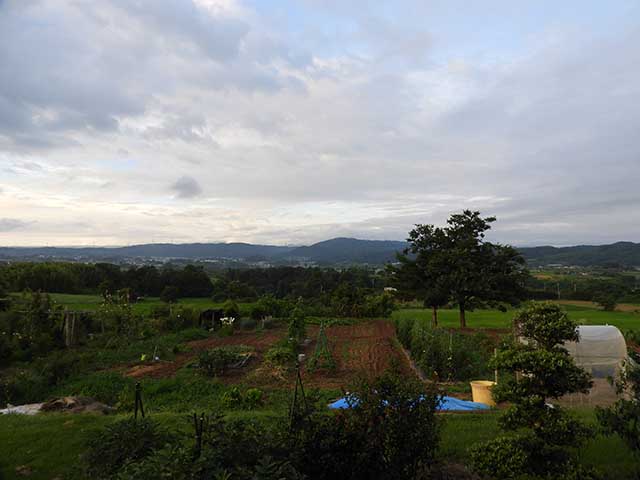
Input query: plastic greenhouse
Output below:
<box><xmin>564</xmin><ymin>325</ymin><xmax>628</xmax><ymax>378</ymax></box>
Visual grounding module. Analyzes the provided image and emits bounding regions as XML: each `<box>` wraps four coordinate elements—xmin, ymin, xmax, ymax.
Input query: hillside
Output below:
<box><xmin>518</xmin><ymin>241</ymin><xmax>640</xmax><ymax>267</ymax></box>
<box><xmin>1</xmin><ymin>239</ymin><xmax>639</xmax><ymax>267</ymax></box>
<box><xmin>280</xmin><ymin>237</ymin><xmax>407</xmax><ymax>264</ymax></box>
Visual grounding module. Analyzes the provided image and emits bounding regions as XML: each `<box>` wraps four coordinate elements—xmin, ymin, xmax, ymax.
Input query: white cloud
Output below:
<box><xmin>0</xmin><ymin>0</ymin><xmax>639</xmax><ymax>246</ymax></box>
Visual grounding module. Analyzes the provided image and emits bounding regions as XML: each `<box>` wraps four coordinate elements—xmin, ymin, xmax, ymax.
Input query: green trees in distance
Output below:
<box><xmin>392</xmin><ymin>210</ymin><xmax>528</xmax><ymax>328</ymax></box>
<box><xmin>471</xmin><ymin>303</ymin><xmax>595</xmax><ymax>479</ymax></box>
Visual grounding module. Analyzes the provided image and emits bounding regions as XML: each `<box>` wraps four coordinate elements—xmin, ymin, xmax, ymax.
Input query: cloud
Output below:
<box><xmin>171</xmin><ymin>176</ymin><xmax>203</xmax><ymax>198</ymax></box>
<box><xmin>0</xmin><ymin>218</ymin><xmax>31</xmax><ymax>232</ymax></box>
<box><xmin>0</xmin><ymin>0</ymin><xmax>639</xmax><ymax>246</ymax></box>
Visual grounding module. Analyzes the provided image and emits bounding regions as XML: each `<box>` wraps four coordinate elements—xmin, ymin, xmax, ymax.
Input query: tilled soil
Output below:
<box><xmin>120</xmin><ymin>320</ymin><xmax>414</xmax><ymax>389</ymax></box>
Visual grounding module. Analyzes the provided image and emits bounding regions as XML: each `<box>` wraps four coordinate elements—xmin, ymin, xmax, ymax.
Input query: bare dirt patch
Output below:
<box><xmin>301</xmin><ymin>320</ymin><xmax>414</xmax><ymax>389</ymax></box>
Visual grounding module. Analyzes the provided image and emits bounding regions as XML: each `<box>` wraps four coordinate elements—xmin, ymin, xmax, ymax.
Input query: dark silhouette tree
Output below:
<box><xmin>394</xmin><ymin>210</ymin><xmax>528</xmax><ymax>328</ymax></box>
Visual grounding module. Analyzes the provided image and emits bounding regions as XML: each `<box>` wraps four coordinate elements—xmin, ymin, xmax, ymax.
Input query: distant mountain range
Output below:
<box><xmin>1</xmin><ymin>238</ymin><xmax>639</xmax><ymax>267</ymax></box>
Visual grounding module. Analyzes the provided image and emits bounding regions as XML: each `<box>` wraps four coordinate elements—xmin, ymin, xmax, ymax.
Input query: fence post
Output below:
<box><xmin>134</xmin><ymin>382</ymin><xmax>145</xmax><ymax>419</ymax></box>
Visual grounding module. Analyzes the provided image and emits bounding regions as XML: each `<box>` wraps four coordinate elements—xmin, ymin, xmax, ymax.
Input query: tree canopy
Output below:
<box><xmin>392</xmin><ymin>210</ymin><xmax>528</xmax><ymax>327</ymax></box>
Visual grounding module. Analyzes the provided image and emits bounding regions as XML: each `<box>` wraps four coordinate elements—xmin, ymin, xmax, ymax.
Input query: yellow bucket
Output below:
<box><xmin>470</xmin><ymin>380</ymin><xmax>496</xmax><ymax>406</ymax></box>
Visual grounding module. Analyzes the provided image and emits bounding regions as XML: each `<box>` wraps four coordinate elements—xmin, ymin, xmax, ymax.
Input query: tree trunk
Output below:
<box><xmin>459</xmin><ymin>303</ymin><xmax>466</xmax><ymax>328</ymax></box>
<box><xmin>431</xmin><ymin>306</ymin><xmax>438</xmax><ymax>328</ymax></box>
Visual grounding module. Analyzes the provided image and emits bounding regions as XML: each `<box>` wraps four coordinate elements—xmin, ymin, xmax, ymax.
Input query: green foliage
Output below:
<box><xmin>287</xmin><ymin>306</ymin><xmax>306</xmax><ymax>342</ymax></box>
<box><xmin>394</xmin><ymin>210</ymin><xmax>528</xmax><ymax>327</ymax></box>
<box><xmin>97</xmin><ymin>290</ymin><xmax>141</xmax><ymax>337</ymax></box>
<box><xmin>221</xmin><ymin>386</ymin><xmax>265</xmax><ymax>410</ymax></box>
<box><xmin>251</xmin><ymin>295</ymin><xmax>293</xmax><ymax>320</ymax></box>
<box><xmin>159</xmin><ymin>285</ymin><xmax>180</xmax><ymax>304</ymax></box>
<box><xmin>291</xmin><ymin>370</ymin><xmax>440</xmax><ymax>480</ymax></box>
<box><xmin>593</xmin><ymin>293</ymin><xmax>618</xmax><ymax>311</ymax></box>
<box><xmin>222</xmin><ymin>299</ymin><xmax>240</xmax><ymax>319</ymax></box>
<box><xmin>307</xmin><ymin>323</ymin><xmax>335</xmax><ymax>372</ymax></box>
<box><xmin>54</xmin><ymin>372</ymin><xmax>134</xmax><ymax>407</ymax></box>
<box><xmin>83</xmin><ymin>418</ymin><xmax>174</xmax><ymax>479</ymax></box>
<box><xmin>396</xmin><ymin>317</ymin><xmax>496</xmax><ymax>381</ymax></box>
<box><xmin>198</xmin><ymin>345</ymin><xmax>250</xmax><ymax>377</ymax></box>
<box><xmin>0</xmin><ymin>369</ymin><xmax>49</xmax><ymax>408</ymax></box>
<box><xmin>264</xmin><ymin>340</ymin><xmax>296</xmax><ymax>367</ymax></box>
<box><xmin>597</xmin><ymin>359</ymin><xmax>640</xmax><ymax>455</ymax></box>
<box><xmin>471</xmin><ymin>302</ymin><xmax>595</xmax><ymax>479</ymax></box>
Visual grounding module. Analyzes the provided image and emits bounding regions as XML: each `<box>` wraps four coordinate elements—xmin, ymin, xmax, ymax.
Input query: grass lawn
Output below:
<box><xmin>1</xmin><ymin>409</ymin><xmax>636</xmax><ymax>480</ymax></box>
<box><xmin>393</xmin><ymin>304</ymin><xmax>640</xmax><ymax>332</ymax></box>
<box><xmin>46</xmin><ymin>293</ymin><xmax>254</xmax><ymax>315</ymax></box>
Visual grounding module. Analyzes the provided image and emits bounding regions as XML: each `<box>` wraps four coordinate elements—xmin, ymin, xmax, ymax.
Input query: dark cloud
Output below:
<box><xmin>171</xmin><ymin>175</ymin><xmax>202</xmax><ymax>198</ymax></box>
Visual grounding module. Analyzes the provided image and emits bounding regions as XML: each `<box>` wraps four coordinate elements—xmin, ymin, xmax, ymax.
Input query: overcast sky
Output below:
<box><xmin>1</xmin><ymin>0</ymin><xmax>639</xmax><ymax>247</ymax></box>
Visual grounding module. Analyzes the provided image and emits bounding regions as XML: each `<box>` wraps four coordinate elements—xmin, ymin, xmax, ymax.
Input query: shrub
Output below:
<box><xmin>0</xmin><ymin>369</ymin><xmax>49</xmax><ymax>407</ymax></box>
<box><xmin>160</xmin><ymin>286</ymin><xmax>180</xmax><ymax>304</ymax></box>
<box><xmin>362</xmin><ymin>292</ymin><xmax>396</xmax><ymax>318</ymax></box>
<box><xmin>287</xmin><ymin>307</ymin><xmax>306</xmax><ymax>343</ymax></box>
<box><xmin>264</xmin><ymin>341</ymin><xmax>296</xmax><ymax>367</ymax></box>
<box><xmin>198</xmin><ymin>346</ymin><xmax>250</xmax><ymax>377</ymax></box>
<box><xmin>222</xmin><ymin>300</ymin><xmax>240</xmax><ymax>320</ymax></box>
<box><xmin>597</xmin><ymin>358</ymin><xmax>640</xmax><ymax>455</ymax></box>
<box><xmin>470</xmin><ymin>302</ymin><xmax>595</xmax><ymax>479</ymax></box>
<box><xmin>400</xmin><ymin>319</ymin><xmax>495</xmax><ymax>381</ymax></box>
<box><xmin>54</xmin><ymin>372</ymin><xmax>133</xmax><ymax>406</ymax></box>
<box><xmin>244</xmin><ymin>388</ymin><xmax>264</xmax><ymax>409</ymax></box>
<box><xmin>83</xmin><ymin>418</ymin><xmax>174</xmax><ymax>479</ymax></box>
<box><xmin>290</xmin><ymin>369</ymin><xmax>440</xmax><ymax>480</ymax></box>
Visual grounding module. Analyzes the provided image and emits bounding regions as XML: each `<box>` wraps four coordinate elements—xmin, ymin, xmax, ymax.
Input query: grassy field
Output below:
<box><xmin>392</xmin><ymin>304</ymin><xmax>640</xmax><ymax>332</ymax></box>
<box><xmin>46</xmin><ymin>293</ymin><xmax>254</xmax><ymax>315</ymax></box>
<box><xmin>1</xmin><ymin>409</ymin><xmax>636</xmax><ymax>480</ymax></box>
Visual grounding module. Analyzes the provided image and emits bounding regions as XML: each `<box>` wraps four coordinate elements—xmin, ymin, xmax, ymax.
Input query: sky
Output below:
<box><xmin>1</xmin><ymin>0</ymin><xmax>639</xmax><ymax>247</ymax></box>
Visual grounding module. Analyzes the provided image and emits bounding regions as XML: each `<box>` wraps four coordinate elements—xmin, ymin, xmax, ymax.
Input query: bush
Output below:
<box><xmin>84</xmin><ymin>418</ymin><xmax>174</xmax><ymax>479</ymax></box>
<box><xmin>54</xmin><ymin>372</ymin><xmax>134</xmax><ymax>406</ymax></box>
<box><xmin>470</xmin><ymin>303</ymin><xmax>594</xmax><ymax>479</ymax></box>
<box><xmin>291</xmin><ymin>369</ymin><xmax>440</xmax><ymax>479</ymax></box>
<box><xmin>287</xmin><ymin>307</ymin><xmax>306</xmax><ymax>343</ymax></box>
<box><xmin>597</xmin><ymin>358</ymin><xmax>640</xmax><ymax>455</ymax></box>
<box><xmin>198</xmin><ymin>346</ymin><xmax>250</xmax><ymax>377</ymax></box>
<box><xmin>222</xmin><ymin>299</ymin><xmax>240</xmax><ymax>320</ymax></box>
<box><xmin>398</xmin><ymin>318</ymin><xmax>495</xmax><ymax>381</ymax></box>
<box><xmin>160</xmin><ymin>286</ymin><xmax>180</xmax><ymax>304</ymax></box>
<box><xmin>0</xmin><ymin>369</ymin><xmax>49</xmax><ymax>407</ymax></box>
<box><xmin>264</xmin><ymin>341</ymin><xmax>296</xmax><ymax>367</ymax></box>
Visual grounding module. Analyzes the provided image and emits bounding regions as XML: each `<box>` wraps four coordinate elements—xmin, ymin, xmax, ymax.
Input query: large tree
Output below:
<box><xmin>394</xmin><ymin>210</ymin><xmax>528</xmax><ymax>328</ymax></box>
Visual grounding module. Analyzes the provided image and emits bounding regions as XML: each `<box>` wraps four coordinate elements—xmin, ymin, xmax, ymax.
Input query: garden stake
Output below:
<box><xmin>193</xmin><ymin>412</ymin><xmax>206</xmax><ymax>459</ymax></box>
<box><xmin>288</xmin><ymin>361</ymin><xmax>308</xmax><ymax>432</ymax></box>
<box><xmin>134</xmin><ymin>382</ymin><xmax>145</xmax><ymax>419</ymax></box>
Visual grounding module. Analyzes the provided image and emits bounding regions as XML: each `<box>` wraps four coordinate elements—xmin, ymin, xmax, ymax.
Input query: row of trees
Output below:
<box><xmin>390</xmin><ymin>210</ymin><xmax>528</xmax><ymax>327</ymax></box>
<box><xmin>0</xmin><ymin>263</ymin><xmax>213</xmax><ymax>298</ymax></box>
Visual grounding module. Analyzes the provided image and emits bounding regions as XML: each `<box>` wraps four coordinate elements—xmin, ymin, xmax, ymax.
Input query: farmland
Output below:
<box><xmin>1</xmin><ymin>293</ymin><xmax>639</xmax><ymax>478</ymax></box>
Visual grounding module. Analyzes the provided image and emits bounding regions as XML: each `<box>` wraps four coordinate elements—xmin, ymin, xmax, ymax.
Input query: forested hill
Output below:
<box><xmin>0</xmin><ymin>243</ymin><xmax>294</xmax><ymax>261</ymax></box>
<box><xmin>1</xmin><ymin>239</ymin><xmax>639</xmax><ymax>267</ymax></box>
<box><xmin>518</xmin><ymin>241</ymin><xmax>640</xmax><ymax>267</ymax></box>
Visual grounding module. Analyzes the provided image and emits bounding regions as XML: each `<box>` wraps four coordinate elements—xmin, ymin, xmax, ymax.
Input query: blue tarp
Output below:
<box><xmin>328</xmin><ymin>395</ymin><xmax>490</xmax><ymax>412</ymax></box>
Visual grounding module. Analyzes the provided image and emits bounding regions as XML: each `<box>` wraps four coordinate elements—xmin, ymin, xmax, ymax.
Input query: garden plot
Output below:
<box><xmin>121</xmin><ymin>327</ymin><xmax>286</xmax><ymax>380</ymax></box>
<box><xmin>117</xmin><ymin>320</ymin><xmax>414</xmax><ymax>389</ymax></box>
